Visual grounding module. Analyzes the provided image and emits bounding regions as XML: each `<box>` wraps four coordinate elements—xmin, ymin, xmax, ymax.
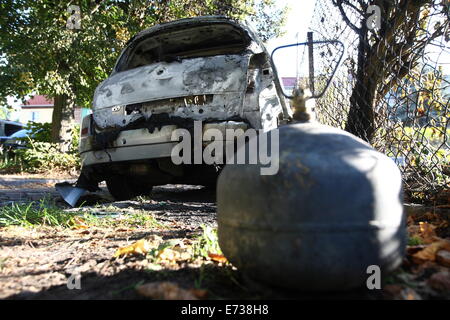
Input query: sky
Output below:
<box><xmin>266</xmin><ymin>0</ymin><xmax>316</xmax><ymax>77</ymax></box>
<box><xmin>266</xmin><ymin>0</ymin><xmax>316</xmax><ymax>50</ymax></box>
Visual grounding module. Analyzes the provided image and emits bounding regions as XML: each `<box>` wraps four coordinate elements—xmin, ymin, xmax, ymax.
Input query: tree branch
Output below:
<box><xmin>332</xmin><ymin>0</ymin><xmax>361</xmax><ymax>34</ymax></box>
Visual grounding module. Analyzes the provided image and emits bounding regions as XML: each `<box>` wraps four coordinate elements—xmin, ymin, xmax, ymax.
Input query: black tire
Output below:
<box><xmin>106</xmin><ymin>176</ymin><xmax>152</xmax><ymax>201</ymax></box>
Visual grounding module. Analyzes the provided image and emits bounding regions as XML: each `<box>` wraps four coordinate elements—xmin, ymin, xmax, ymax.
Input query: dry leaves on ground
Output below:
<box><xmin>400</xmin><ymin>211</ymin><xmax>450</xmax><ymax>298</ymax></box>
<box><xmin>113</xmin><ymin>237</ymin><xmax>195</xmax><ymax>267</ymax></box>
<box><xmin>136</xmin><ymin>281</ymin><xmax>207</xmax><ymax>300</ymax></box>
<box><xmin>408</xmin><ymin>212</ymin><xmax>450</xmax><ymax>266</ymax></box>
<box><xmin>408</xmin><ymin>220</ymin><xmax>439</xmax><ymax>244</ymax></box>
<box><xmin>113</xmin><ymin>235</ymin><xmax>163</xmax><ymax>258</ymax></box>
<box><xmin>208</xmin><ymin>253</ymin><xmax>227</xmax><ymax>263</ymax></box>
<box><xmin>383</xmin><ymin>284</ymin><xmax>422</xmax><ymax>300</ymax></box>
<box><xmin>70</xmin><ymin>217</ymin><xmax>89</xmax><ymax>230</ymax></box>
<box><xmin>412</xmin><ymin>239</ymin><xmax>450</xmax><ymax>264</ymax></box>
<box><xmin>427</xmin><ymin>271</ymin><xmax>450</xmax><ymax>292</ymax></box>
<box><xmin>436</xmin><ymin>250</ymin><xmax>450</xmax><ymax>267</ymax></box>
<box><xmin>158</xmin><ymin>246</ymin><xmax>192</xmax><ymax>263</ymax></box>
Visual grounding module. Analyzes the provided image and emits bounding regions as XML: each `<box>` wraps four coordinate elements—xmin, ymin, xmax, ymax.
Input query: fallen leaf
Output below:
<box><xmin>406</xmin><ymin>245</ymin><xmax>427</xmax><ymax>255</ymax></box>
<box><xmin>401</xmin><ymin>287</ymin><xmax>422</xmax><ymax>300</ymax></box>
<box><xmin>412</xmin><ymin>239</ymin><xmax>450</xmax><ymax>263</ymax></box>
<box><xmin>424</xmin><ymin>212</ymin><xmax>441</xmax><ymax>221</ymax></box>
<box><xmin>136</xmin><ymin>282</ymin><xmax>198</xmax><ymax>300</ymax></box>
<box><xmin>114</xmin><ymin>239</ymin><xmax>151</xmax><ymax>258</ymax></box>
<box><xmin>418</xmin><ymin>221</ymin><xmax>437</xmax><ymax>244</ymax></box>
<box><xmin>411</xmin><ymin>260</ymin><xmax>439</xmax><ymax>274</ymax></box>
<box><xmin>158</xmin><ymin>246</ymin><xmax>192</xmax><ymax>262</ymax></box>
<box><xmin>158</xmin><ymin>248</ymin><xmax>179</xmax><ymax>262</ymax></box>
<box><xmin>173</xmin><ymin>246</ymin><xmax>193</xmax><ymax>260</ymax></box>
<box><xmin>417</xmin><ymin>106</ymin><xmax>425</xmax><ymax>116</ymax></box>
<box><xmin>438</xmin><ymin>220</ymin><xmax>449</xmax><ymax>229</ymax></box>
<box><xmin>383</xmin><ymin>284</ymin><xmax>422</xmax><ymax>300</ymax></box>
<box><xmin>383</xmin><ymin>284</ymin><xmax>403</xmax><ymax>298</ymax></box>
<box><xmin>189</xmin><ymin>288</ymin><xmax>208</xmax><ymax>299</ymax></box>
<box><xmin>114</xmin><ymin>235</ymin><xmax>163</xmax><ymax>258</ymax></box>
<box><xmin>208</xmin><ymin>253</ymin><xmax>227</xmax><ymax>263</ymax></box>
<box><xmin>407</xmin><ymin>224</ymin><xmax>420</xmax><ymax>237</ymax></box>
<box><xmin>436</xmin><ymin>250</ymin><xmax>450</xmax><ymax>267</ymax></box>
<box><xmin>70</xmin><ymin>217</ymin><xmax>89</xmax><ymax>230</ymax></box>
<box><xmin>427</xmin><ymin>271</ymin><xmax>450</xmax><ymax>292</ymax></box>
<box><xmin>406</xmin><ymin>215</ymin><xmax>415</xmax><ymax>225</ymax></box>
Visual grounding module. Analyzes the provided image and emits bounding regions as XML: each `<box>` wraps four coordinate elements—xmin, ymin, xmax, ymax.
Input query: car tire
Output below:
<box><xmin>106</xmin><ymin>176</ymin><xmax>153</xmax><ymax>201</ymax></box>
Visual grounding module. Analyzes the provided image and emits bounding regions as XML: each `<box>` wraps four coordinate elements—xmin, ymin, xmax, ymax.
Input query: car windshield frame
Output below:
<box><xmin>114</xmin><ymin>21</ymin><xmax>252</xmax><ymax>73</ymax></box>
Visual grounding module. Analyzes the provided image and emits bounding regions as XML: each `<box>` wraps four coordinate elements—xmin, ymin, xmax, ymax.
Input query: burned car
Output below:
<box><xmin>58</xmin><ymin>16</ymin><xmax>293</xmax><ymax>206</ymax></box>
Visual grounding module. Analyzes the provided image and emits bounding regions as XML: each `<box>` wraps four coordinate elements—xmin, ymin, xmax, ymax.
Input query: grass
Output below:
<box><xmin>0</xmin><ymin>198</ymin><xmax>164</xmax><ymax>230</ymax></box>
<box><xmin>192</xmin><ymin>225</ymin><xmax>222</xmax><ymax>260</ymax></box>
<box><xmin>142</xmin><ymin>225</ymin><xmax>225</xmax><ymax>276</ymax></box>
<box><xmin>0</xmin><ymin>155</ymin><xmax>24</xmax><ymax>174</ymax></box>
<box><xmin>408</xmin><ymin>236</ymin><xmax>423</xmax><ymax>246</ymax></box>
<box><xmin>82</xmin><ymin>209</ymin><xmax>165</xmax><ymax>229</ymax></box>
<box><xmin>189</xmin><ymin>226</ymin><xmax>249</xmax><ymax>297</ymax></box>
<box><xmin>0</xmin><ymin>199</ymin><xmax>79</xmax><ymax>227</ymax></box>
<box><xmin>193</xmin><ymin>264</ymin><xmax>249</xmax><ymax>299</ymax></box>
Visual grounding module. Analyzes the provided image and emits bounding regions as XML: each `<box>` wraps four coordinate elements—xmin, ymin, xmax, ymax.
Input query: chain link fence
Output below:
<box><xmin>303</xmin><ymin>0</ymin><xmax>450</xmax><ymax>202</ymax></box>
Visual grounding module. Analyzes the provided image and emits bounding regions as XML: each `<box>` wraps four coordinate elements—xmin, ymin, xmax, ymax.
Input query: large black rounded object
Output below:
<box><xmin>217</xmin><ymin>123</ymin><xmax>406</xmax><ymax>291</ymax></box>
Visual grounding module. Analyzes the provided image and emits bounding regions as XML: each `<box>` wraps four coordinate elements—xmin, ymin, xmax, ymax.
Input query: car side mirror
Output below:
<box><xmin>271</xmin><ymin>39</ymin><xmax>345</xmax><ymax>100</ymax></box>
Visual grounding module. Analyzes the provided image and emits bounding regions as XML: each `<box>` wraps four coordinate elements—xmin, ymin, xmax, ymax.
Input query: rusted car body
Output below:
<box><xmin>61</xmin><ymin>16</ymin><xmax>291</xmax><ymax>203</ymax></box>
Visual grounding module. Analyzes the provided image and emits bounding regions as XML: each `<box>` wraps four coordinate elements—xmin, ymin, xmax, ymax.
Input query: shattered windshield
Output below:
<box><xmin>116</xmin><ymin>23</ymin><xmax>251</xmax><ymax>72</ymax></box>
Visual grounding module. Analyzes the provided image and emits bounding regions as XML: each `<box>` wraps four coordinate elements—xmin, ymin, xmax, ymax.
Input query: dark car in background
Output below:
<box><xmin>2</xmin><ymin>128</ymin><xmax>32</xmax><ymax>149</ymax></box>
<box><xmin>0</xmin><ymin>120</ymin><xmax>25</xmax><ymax>149</ymax></box>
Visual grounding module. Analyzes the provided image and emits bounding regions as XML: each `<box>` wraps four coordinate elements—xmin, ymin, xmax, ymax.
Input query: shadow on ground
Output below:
<box><xmin>7</xmin><ymin>264</ymin><xmax>249</xmax><ymax>300</ymax></box>
<box><xmin>7</xmin><ymin>263</ymin><xmax>381</xmax><ymax>300</ymax></box>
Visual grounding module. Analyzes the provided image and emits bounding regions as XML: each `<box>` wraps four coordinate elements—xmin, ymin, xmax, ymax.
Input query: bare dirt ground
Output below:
<box><xmin>0</xmin><ymin>174</ymin><xmax>449</xmax><ymax>300</ymax></box>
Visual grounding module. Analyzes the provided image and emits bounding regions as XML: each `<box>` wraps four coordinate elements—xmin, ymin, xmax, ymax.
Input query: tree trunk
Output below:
<box><xmin>51</xmin><ymin>93</ymin><xmax>75</xmax><ymax>152</ymax></box>
<box><xmin>345</xmin><ymin>26</ymin><xmax>377</xmax><ymax>143</ymax></box>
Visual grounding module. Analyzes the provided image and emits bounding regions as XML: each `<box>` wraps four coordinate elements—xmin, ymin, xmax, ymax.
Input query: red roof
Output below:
<box><xmin>22</xmin><ymin>95</ymin><xmax>54</xmax><ymax>106</ymax></box>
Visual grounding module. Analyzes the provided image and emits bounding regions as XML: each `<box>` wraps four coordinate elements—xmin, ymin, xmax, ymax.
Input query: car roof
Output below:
<box><xmin>0</xmin><ymin>119</ymin><xmax>25</xmax><ymax>126</ymax></box>
<box><xmin>9</xmin><ymin>128</ymin><xmax>30</xmax><ymax>137</ymax></box>
<box><xmin>129</xmin><ymin>16</ymin><xmax>253</xmax><ymax>46</ymax></box>
<box><xmin>112</xmin><ymin>16</ymin><xmax>258</xmax><ymax>74</ymax></box>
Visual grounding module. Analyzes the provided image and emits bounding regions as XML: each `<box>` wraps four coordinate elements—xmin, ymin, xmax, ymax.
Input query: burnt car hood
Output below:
<box><xmin>93</xmin><ymin>54</ymin><xmax>249</xmax><ymax>110</ymax></box>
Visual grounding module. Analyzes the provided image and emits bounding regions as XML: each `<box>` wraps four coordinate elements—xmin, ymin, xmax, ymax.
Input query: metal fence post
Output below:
<box><xmin>307</xmin><ymin>31</ymin><xmax>315</xmax><ymax>94</ymax></box>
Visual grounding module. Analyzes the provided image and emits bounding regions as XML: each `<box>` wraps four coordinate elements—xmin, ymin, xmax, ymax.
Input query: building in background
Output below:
<box><xmin>282</xmin><ymin>77</ymin><xmax>297</xmax><ymax>92</ymax></box>
<box><xmin>19</xmin><ymin>95</ymin><xmax>53</xmax><ymax>123</ymax></box>
<box><xmin>19</xmin><ymin>95</ymin><xmax>90</xmax><ymax>124</ymax></box>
